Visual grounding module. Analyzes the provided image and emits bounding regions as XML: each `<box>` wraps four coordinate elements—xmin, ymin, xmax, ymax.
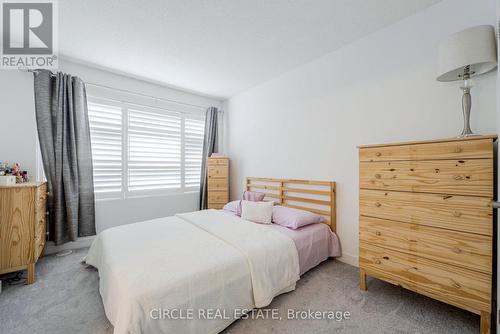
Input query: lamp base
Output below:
<box><xmin>457</xmin><ymin>133</ymin><xmax>481</xmax><ymax>138</ymax></box>
<box><xmin>457</xmin><ymin>83</ymin><xmax>480</xmax><ymax>138</ymax></box>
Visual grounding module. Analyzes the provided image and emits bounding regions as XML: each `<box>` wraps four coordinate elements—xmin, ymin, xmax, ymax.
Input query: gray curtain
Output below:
<box><xmin>199</xmin><ymin>107</ymin><xmax>219</xmax><ymax>210</ymax></box>
<box><xmin>34</xmin><ymin>69</ymin><xmax>96</xmax><ymax>245</ymax></box>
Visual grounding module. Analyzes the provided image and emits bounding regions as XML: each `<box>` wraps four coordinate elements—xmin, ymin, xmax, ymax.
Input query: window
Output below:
<box><xmin>87</xmin><ymin>96</ymin><xmax>205</xmax><ymax>199</ymax></box>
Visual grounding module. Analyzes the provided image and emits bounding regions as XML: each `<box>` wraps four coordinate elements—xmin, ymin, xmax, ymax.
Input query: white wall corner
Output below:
<box><xmin>336</xmin><ymin>253</ymin><xmax>358</xmax><ymax>267</ymax></box>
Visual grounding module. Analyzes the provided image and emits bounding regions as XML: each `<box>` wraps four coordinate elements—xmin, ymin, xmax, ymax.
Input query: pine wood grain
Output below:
<box><xmin>246</xmin><ymin>177</ymin><xmax>336</xmax><ymax>232</ymax></box>
<box><xmin>207</xmin><ymin>157</ymin><xmax>229</xmax><ymax>209</ymax></box>
<box><xmin>359</xmin><ymin>159</ymin><xmax>493</xmax><ymax>197</ymax></box>
<box><xmin>359</xmin><ymin>242</ymin><xmax>491</xmax><ymax>314</ymax></box>
<box><xmin>207</xmin><ymin>191</ymin><xmax>229</xmax><ymax>204</ymax></box>
<box><xmin>207</xmin><ymin>158</ymin><xmax>229</xmax><ymax>166</ymax></box>
<box><xmin>0</xmin><ymin>182</ymin><xmax>47</xmax><ymax>284</ymax></box>
<box><xmin>0</xmin><ymin>186</ymin><xmax>35</xmax><ymax>268</ymax></box>
<box><xmin>359</xmin><ymin>137</ymin><xmax>494</xmax><ymax>162</ymax></box>
<box><xmin>359</xmin><ymin>189</ymin><xmax>492</xmax><ymax>236</ymax></box>
<box><xmin>358</xmin><ymin>137</ymin><xmax>495</xmax><ymax>333</ymax></box>
<box><xmin>360</xmin><ymin>216</ymin><xmax>492</xmax><ymax>273</ymax></box>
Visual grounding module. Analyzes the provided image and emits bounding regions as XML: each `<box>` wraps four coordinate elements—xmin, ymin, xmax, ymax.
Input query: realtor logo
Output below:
<box><xmin>1</xmin><ymin>0</ymin><xmax>58</xmax><ymax>69</ymax></box>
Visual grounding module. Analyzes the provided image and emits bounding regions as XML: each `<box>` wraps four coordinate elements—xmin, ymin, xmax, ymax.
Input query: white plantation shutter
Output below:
<box><xmin>87</xmin><ymin>91</ymin><xmax>209</xmax><ymax>198</ymax></box>
<box><xmin>87</xmin><ymin>101</ymin><xmax>123</xmax><ymax>194</ymax></box>
<box><xmin>127</xmin><ymin>106</ymin><xmax>182</xmax><ymax>191</ymax></box>
<box><xmin>184</xmin><ymin>115</ymin><xmax>205</xmax><ymax>188</ymax></box>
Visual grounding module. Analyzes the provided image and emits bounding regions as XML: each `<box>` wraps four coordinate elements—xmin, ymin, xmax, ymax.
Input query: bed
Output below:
<box><xmin>85</xmin><ymin>177</ymin><xmax>340</xmax><ymax>334</ymax></box>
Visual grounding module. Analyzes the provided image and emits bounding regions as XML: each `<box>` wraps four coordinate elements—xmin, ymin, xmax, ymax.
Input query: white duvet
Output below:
<box><xmin>85</xmin><ymin>209</ymin><xmax>300</xmax><ymax>334</ymax></box>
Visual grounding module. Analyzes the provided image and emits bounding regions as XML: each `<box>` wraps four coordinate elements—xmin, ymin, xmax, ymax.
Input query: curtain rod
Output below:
<box><xmin>85</xmin><ymin>82</ymin><xmax>208</xmax><ymax>110</ymax></box>
<box><xmin>19</xmin><ymin>67</ymin><xmax>56</xmax><ymax>77</ymax></box>
<box><xmin>18</xmin><ymin>67</ymin><xmax>214</xmax><ymax>111</ymax></box>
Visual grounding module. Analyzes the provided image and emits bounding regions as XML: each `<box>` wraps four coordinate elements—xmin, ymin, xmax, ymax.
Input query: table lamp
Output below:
<box><xmin>437</xmin><ymin>25</ymin><xmax>497</xmax><ymax>137</ymax></box>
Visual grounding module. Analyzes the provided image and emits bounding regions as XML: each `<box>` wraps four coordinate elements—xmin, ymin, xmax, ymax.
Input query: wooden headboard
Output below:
<box><xmin>246</xmin><ymin>177</ymin><xmax>336</xmax><ymax>232</ymax></box>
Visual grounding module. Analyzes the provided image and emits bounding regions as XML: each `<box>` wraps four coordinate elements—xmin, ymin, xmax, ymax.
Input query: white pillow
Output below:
<box><xmin>241</xmin><ymin>200</ymin><xmax>273</xmax><ymax>224</ymax></box>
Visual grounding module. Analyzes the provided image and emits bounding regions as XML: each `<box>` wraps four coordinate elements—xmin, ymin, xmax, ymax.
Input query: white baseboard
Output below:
<box><xmin>337</xmin><ymin>252</ymin><xmax>358</xmax><ymax>267</ymax></box>
<box><xmin>44</xmin><ymin>236</ymin><xmax>95</xmax><ymax>256</ymax></box>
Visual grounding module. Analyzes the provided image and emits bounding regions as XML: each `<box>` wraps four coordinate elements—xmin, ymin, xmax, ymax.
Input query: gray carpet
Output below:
<box><xmin>0</xmin><ymin>248</ymin><xmax>478</xmax><ymax>334</ymax></box>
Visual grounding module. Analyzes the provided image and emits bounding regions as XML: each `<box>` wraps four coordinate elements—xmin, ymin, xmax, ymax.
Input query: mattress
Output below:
<box><xmin>268</xmin><ymin>223</ymin><xmax>341</xmax><ymax>275</ymax></box>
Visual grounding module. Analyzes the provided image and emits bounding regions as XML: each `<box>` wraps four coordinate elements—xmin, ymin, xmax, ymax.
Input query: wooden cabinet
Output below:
<box><xmin>207</xmin><ymin>157</ymin><xmax>229</xmax><ymax>209</ymax></box>
<box><xmin>358</xmin><ymin>136</ymin><xmax>496</xmax><ymax>334</ymax></box>
<box><xmin>0</xmin><ymin>182</ymin><xmax>47</xmax><ymax>284</ymax></box>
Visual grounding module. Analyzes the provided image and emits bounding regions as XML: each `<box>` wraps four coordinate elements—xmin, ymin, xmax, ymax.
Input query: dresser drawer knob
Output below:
<box><xmin>375</xmin><ymin>202</ymin><xmax>381</xmax><ymax>207</ymax></box>
<box><xmin>375</xmin><ymin>152</ymin><xmax>382</xmax><ymax>157</ymax></box>
<box><xmin>454</xmin><ymin>175</ymin><xmax>463</xmax><ymax>181</ymax></box>
<box><xmin>452</xmin><ymin>211</ymin><xmax>461</xmax><ymax>217</ymax></box>
<box><xmin>375</xmin><ymin>231</ymin><xmax>381</xmax><ymax>236</ymax></box>
<box><xmin>374</xmin><ymin>259</ymin><xmax>381</xmax><ymax>264</ymax></box>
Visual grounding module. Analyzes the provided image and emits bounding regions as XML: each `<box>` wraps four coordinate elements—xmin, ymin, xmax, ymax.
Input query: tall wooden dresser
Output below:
<box><xmin>0</xmin><ymin>182</ymin><xmax>47</xmax><ymax>284</ymax></box>
<box><xmin>207</xmin><ymin>157</ymin><xmax>229</xmax><ymax>209</ymax></box>
<box><xmin>358</xmin><ymin>136</ymin><xmax>496</xmax><ymax>334</ymax></box>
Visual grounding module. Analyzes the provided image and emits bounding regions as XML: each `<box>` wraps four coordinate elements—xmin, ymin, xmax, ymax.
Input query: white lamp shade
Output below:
<box><xmin>437</xmin><ymin>25</ymin><xmax>497</xmax><ymax>82</ymax></box>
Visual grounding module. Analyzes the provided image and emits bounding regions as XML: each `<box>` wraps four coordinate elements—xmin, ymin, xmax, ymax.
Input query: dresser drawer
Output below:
<box><xmin>208</xmin><ymin>178</ymin><xmax>228</xmax><ymax>191</ymax></box>
<box><xmin>359</xmin><ymin>189</ymin><xmax>492</xmax><ymax>236</ymax></box>
<box><xmin>208</xmin><ymin>191</ymin><xmax>228</xmax><ymax>204</ymax></box>
<box><xmin>208</xmin><ymin>165</ymin><xmax>228</xmax><ymax>178</ymax></box>
<box><xmin>360</xmin><ymin>159</ymin><xmax>493</xmax><ymax>197</ymax></box>
<box><xmin>208</xmin><ymin>203</ymin><xmax>225</xmax><ymax>209</ymax></box>
<box><xmin>360</xmin><ymin>216</ymin><xmax>492</xmax><ymax>273</ymax></box>
<box><xmin>208</xmin><ymin>158</ymin><xmax>229</xmax><ymax>166</ymax></box>
<box><xmin>359</xmin><ymin>242</ymin><xmax>491</xmax><ymax>313</ymax></box>
<box><xmin>359</xmin><ymin>138</ymin><xmax>493</xmax><ymax>162</ymax></box>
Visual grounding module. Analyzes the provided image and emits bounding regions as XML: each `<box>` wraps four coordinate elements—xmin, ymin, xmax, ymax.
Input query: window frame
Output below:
<box><xmin>87</xmin><ymin>94</ymin><xmax>206</xmax><ymax>201</ymax></box>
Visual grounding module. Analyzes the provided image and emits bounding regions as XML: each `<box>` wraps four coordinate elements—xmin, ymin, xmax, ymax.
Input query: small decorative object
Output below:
<box><xmin>0</xmin><ymin>162</ymin><xmax>7</xmax><ymax>176</ymax></box>
<box><xmin>0</xmin><ymin>162</ymin><xmax>29</xmax><ymax>183</ymax></box>
<box><xmin>437</xmin><ymin>25</ymin><xmax>497</xmax><ymax>137</ymax></box>
<box><xmin>0</xmin><ymin>176</ymin><xmax>16</xmax><ymax>186</ymax></box>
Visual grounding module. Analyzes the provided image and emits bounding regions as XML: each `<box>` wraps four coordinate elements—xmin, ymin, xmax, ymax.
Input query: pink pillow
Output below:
<box><xmin>242</xmin><ymin>191</ymin><xmax>266</xmax><ymax>202</ymax></box>
<box><xmin>272</xmin><ymin>206</ymin><xmax>326</xmax><ymax>229</ymax></box>
<box><xmin>223</xmin><ymin>200</ymin><xmax>241</xmax><ymax>216</ymax></box>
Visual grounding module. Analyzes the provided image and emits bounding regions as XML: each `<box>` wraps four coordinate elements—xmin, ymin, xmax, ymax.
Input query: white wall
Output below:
<box><xmin>0</xmin><ymin>59</ymin><xmax>222</xmax><ymax>250</ymax></box>
<box><xmin>224</xmin><ymin>0</ymin><xmax>498</xmax><ymax>266</ymax></box>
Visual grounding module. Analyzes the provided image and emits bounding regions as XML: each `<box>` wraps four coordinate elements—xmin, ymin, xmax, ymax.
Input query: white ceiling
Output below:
<box><xmin>60</xmin><ymin>0</ymin><xmax>442</xmax><ymax>99</ymax></box>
